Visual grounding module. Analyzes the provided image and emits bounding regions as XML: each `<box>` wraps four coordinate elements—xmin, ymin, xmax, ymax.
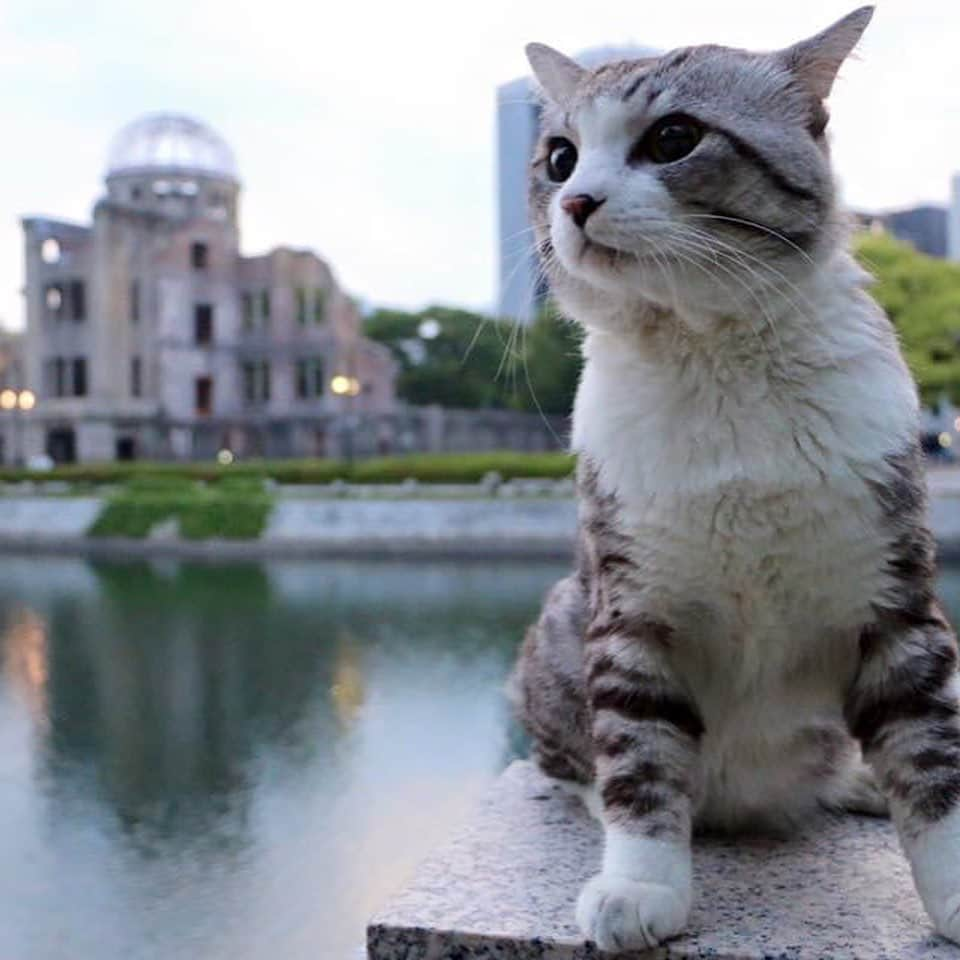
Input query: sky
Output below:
<box><xmin>1</xmin><ymin>0</ymin><xmax>959</xmax><ymax>332</ymax></box>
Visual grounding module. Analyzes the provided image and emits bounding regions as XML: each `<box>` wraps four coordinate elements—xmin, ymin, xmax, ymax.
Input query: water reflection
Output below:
<box><xmin>0</xmin><ymin>556</ymin><xmax>565</xmax><ymax>960</ymax></box>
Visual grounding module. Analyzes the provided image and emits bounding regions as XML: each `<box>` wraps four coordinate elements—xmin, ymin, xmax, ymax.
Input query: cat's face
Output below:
<box><xmin>527</xmin><ymin>7</ymin><xmax>873</xmax><ymax>325</ymax></box>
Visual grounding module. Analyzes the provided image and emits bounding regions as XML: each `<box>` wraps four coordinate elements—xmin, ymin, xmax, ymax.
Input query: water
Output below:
<box><xmin>0</xmin><ymin>555</ymin><xmax>567</xmax><ymax>960</ymax></box>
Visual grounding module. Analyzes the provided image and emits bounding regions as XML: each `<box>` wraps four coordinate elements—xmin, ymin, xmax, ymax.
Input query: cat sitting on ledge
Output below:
<box><xmin>511</xmin><ymin>7</ymin><xmax>960</xmax><ymax>951</ymax></box>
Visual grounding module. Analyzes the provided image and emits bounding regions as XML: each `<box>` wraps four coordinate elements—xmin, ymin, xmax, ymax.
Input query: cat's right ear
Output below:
<box><xmin>525</xmin><ymin>43</ymin><xmax>586</xmax><ymax>106</ymax></box>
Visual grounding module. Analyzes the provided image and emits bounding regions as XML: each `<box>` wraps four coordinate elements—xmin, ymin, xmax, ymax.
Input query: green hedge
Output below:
<box><xmin>88</xmin><ymin>480</ymin><xmax>273</xmax><ymax>540</ymax></box>
<box><xmin>4</xmin><ymin>451</ymin><xmax>575</xmax><ymax>487</ymax></box>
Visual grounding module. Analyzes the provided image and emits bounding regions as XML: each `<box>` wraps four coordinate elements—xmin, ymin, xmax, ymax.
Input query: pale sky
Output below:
<box><xmin>1</xmin><ymin>0</ymin><xmax>958</xmax><ymax>333</ymax></box>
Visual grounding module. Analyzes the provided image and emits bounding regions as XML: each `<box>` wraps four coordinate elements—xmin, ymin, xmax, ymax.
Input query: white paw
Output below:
<box><xmin>575</xmin><ymin>873</ymin><xmax>690</xmax><ymax>952</ymax></box>
<box><xmin>933</xmin><ymin>892</ymin><xmax>960</xmax><ymax>944</ymax></box>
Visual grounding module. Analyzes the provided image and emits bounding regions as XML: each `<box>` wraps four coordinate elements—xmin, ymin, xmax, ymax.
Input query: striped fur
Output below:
<box><xmin>511</xmin><ymin>7</ymin><xmax>960</xmax><ymax>952</ymax></box>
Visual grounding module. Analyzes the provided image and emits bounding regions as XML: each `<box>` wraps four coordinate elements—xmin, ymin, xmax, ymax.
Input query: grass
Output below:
<box><xmin>3</xmin><ymin>451</ymin><xmax>576</xmax><ymax>487</ymax></box>
<box><xmin>88</xmin><ymin>476</ymin><xmax>273</xmax><ymax>540</ymax></box>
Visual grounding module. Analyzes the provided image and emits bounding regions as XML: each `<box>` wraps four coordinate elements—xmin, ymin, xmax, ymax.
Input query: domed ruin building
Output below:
<box><xmin>20</xmin><ymin>113</ymin><xmax>396</xmax><ymax>462</ymax></box>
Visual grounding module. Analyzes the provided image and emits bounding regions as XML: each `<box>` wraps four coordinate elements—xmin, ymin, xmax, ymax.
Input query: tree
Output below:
<box><xmin>364</xmin><ymin>305</ymin><xmax>583</xmax><ymax>414</ymax></box>
<box><xmin>855</xmin><ymin>233</ymin><xmax>960</xmax><ymax>405</ymax></box>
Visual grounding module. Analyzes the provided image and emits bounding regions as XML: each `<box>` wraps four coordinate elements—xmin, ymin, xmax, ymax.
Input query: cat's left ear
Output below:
<box><xmin>780</xmin><ymin>6</ymin><xmax>874</xmax><ymax>100</ymax></box>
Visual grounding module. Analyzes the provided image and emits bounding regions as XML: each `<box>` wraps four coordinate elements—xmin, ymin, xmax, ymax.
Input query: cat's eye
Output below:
<box><xmin>634</xmin><ymin>115</ymin><xmax>703</xmax><ymax>165</ymax></box>
<box><xmin>546</xmin><ymin>138</ymin><xmax>578</xmax><ymax>183</ymax></box>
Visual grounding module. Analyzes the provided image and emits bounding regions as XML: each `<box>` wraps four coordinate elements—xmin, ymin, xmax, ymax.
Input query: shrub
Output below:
<box><xmin>3</xmin><ymin>452</ymin><xmax>575</xmax><ymax>487</ymax></box>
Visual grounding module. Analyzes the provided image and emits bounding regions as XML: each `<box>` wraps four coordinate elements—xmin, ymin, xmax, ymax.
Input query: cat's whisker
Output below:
<box><xmin>679</xmin><ymin>213</ymin><xmax>818</xmax><ymax>268</ymax></box>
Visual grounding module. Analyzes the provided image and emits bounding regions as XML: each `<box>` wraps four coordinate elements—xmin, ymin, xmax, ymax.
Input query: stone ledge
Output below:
<box><xmin>367</xmin><ymin>761</ymin><xmax>960</xmax><ymax>959</ymax></box>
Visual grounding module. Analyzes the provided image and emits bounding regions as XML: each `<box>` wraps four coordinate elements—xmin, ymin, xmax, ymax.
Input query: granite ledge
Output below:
<box><xmin>367</xmin><ymin>760</ymin><xmax>960</xmax><ymax>960</ymax></box>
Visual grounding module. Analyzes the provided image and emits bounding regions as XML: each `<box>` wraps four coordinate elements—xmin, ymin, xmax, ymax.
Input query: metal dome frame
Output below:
<box><xmin>105</xmin><ymin>113</ymin><xmax>238</xmax><ymax>181</ymax></box>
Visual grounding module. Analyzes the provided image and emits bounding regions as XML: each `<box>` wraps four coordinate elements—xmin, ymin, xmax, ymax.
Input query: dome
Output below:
<box><xmin>106</xmin><ymin>113</ymin><xmax>238</xmax><ymax>181</ymax></box>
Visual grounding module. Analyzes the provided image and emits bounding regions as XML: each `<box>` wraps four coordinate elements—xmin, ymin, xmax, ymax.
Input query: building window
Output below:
<box><xmin>295</xmin><ymin>358</ymin><xmax>324</xmax><ymax>399</ymax></box>
<box><xmin>194</xmin><ymin>304</ymin><xmax>214</xmax><ymax>345</ymax></box>
<box><xmin>195</xmin><ymin>377</ymin><xmax>213</xmax><ymax>416</ymax></box>
<box><xmin>241</xmin><ymin>292</ymin><xmax>254</xmax><ymax>331</ymax></box>
<box><xmin>131</xmin><ymin>280</ymin><xmax>140</xmax><ymax>324</ymax></box>
<box><xmin>45</xmin><ymin>357</ymin><xmax>66</xmax><ymax>397</ymax></box>
<box><xmin>44</xmin><ymin>356</ymin><xmax>86</xmax><ymax>397</ymax></box>
<box><xmin>296</xmin><ymin>288</ymin><xmax>307</xmax><ymax>326</ymax></box>
<box><xmin>261</xmin><ymin>361</ymin><xmax>271</xmax><ymax>402</ymax></box>
<box><xmin>313</xmin><ymin>288</ymin><xmax>325</xmax><ymax>324</ymax></box>
<box><xmin>41</xmin><ymin>238</ymin><xmax>61</xmax><ymax>264</ymax></box>
<box><xmin>130</xmin><ymin>185</ymin><xmax>142</xmax><ymax>202</ymax></box>
<box><xmin>72</xmin><ymin>357</ymin><xmax>87</xmax><ymax>397</ymax></box>
<box><xmin>191</xmin><ymin>242</ymin><xmax>208</xmax><ymax>270</ymax></box>
<box><xmin>131</xmin><ymin>356</ymin><xmax>142</xmax><ymax>397</ymax></box>
<box><xmin>45</xmin><ymin>285</ymin><xmax>63</xmax><ymax>313</ymax></box>
<box><xmin>69</xmin><ymin>280</ymin><xmax>85</xmax><ymax>321</ymax></box>
<box><xmin>153</xmin><ymin>180</ymin><xmax>172</xmax><ymax>196</ymax></box>
<box><xmin>259</xmin><ymin>290</ymin><xmax>271</xmax><ymax>323</ymax></box>
<box><xmin>242</xmin><ymin>361</ymin><xmax>271</xmax><ymax>405</ymax></box>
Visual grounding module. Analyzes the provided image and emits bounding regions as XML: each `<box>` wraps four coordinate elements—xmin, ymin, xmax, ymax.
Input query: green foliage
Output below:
<box><xmin>347</xmin><ymin>452</ymin><xmax>575</xmax><ymax>484</ymax></box>
<box><xmin>88</xmin><ymin>479</ymin><xmax>272</xmax><ymax>540</ymax></box>
<box><xmin>855</xmin><ymin>233</ymin><xmax>960</xmax><ymax>404</ymax></box>
<box><xmin>13</xmin><ymin>452</ymin><xmax>575</xmax><ymax>493</ymax></box>
<box><xmin>364</xmin><ymin>304</ymin><xmax>582</xmax><ymax>414</ymax></box>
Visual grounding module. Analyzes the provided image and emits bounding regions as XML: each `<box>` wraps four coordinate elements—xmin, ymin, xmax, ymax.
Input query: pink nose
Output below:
<box><xmin>561</xmin><ymin>193</ymin><xmax>605</xmax><ymax>229</ymax></box>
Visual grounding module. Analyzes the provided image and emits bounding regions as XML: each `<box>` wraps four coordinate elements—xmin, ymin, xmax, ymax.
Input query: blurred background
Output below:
<box><xmin>3</xmin><ymin>3</ymin><xmax>960</xmax><ymax>958</ymax></box>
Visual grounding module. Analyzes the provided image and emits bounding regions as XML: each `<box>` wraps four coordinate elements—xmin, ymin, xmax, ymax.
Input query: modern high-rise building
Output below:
<box><xmin>19</xmin><ymin>114</ymin><xmax>396</xmax><ymax>463</ymax></box>
<box><xmin>948</xmin><ymin>174</ymin><xmax>960</xmax><ymax>262</ymax></box>
<box><xmin>495</xmin><ymin>46</ymin><xmax>658</xmax><ymax>324</ymax></box>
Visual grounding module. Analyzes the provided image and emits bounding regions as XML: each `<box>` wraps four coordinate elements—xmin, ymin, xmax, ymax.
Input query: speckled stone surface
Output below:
<box><xmin>367</xmin><ymin>761</ymin><xmax>960</xmax><ymax>959</ymax></box>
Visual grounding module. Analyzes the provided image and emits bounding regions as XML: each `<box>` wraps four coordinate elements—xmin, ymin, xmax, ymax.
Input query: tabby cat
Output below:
<box><xmin>512</xmin><ymin>7</ymin><xmax>960</xmax><ymax>950</ymax></box>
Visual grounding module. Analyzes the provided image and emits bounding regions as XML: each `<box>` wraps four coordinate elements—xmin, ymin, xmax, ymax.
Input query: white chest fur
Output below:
<box><xmin>571</xmin><ymin>276</ymin><xmax>919</xmax><ymax>673</ymax></box>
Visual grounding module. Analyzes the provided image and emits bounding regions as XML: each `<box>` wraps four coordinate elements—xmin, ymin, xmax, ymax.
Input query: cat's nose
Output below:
<box><xmin>561</xmin><ymin>193</ymin><xmax>605</xmax><ymax>229</ymax></box>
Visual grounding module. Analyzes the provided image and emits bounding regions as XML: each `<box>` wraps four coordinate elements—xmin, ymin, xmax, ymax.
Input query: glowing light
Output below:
<box><xmin>17</xmin><ymin>390</ymin><xmax>35</xmax><ymax>411</ymax></box>
<box><xmin>216</xmin><ymin>448</ymin><xmax>234</xmax><ymax>466</ymax></box>
<box><xmin>40</xmin><ymin>238</ymin><xmax>60</xmax><ymax>264</ymax></box>
<box><xmin>939</xmin><ymin>432</ymin><xmax>953</xmax><ymax>449</ymax></box>
<box><xmin>954</xmin><ymin>417</ymin><xmax>960</xmax><ymax>432</ymax></box>
<box><xmin>46</xmin><ymin>287</ymin><xmax>62</xmax><ymax>311</ymax></box>
<box><xmin>418</xmin><ymin>318</ymin><xmax>441</xmax><ymax>340</ymax></box>
<box><xmin>0</xmin><ymin>389</ymin><xmax>16</xmax><ymax>410</ymax></box>
<box><xmin>331</xmin><ymin>375</ymin><xmax>351</xmax><ymax>396</ymax></box>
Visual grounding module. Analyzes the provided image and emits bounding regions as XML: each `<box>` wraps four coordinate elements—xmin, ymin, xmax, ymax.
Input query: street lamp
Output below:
<box><xmin>331</xmin><ymin>372</ymin><xmax>362</xmax><ymax>466</ymax></box>
<box><xmin>1</xmin><ymin>388</ymin><xmax>37</xmax><ymax>465</ymax></box>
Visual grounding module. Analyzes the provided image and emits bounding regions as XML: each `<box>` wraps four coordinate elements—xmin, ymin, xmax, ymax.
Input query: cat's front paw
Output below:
<box><xmin>931</xmin><ymin>892</ymin><xmax>960</xmax><ymax>944</ymax></box>
<box><xmin>575</xmin><ymin>873</ymin><xmax>689</xmax><ymax>951</ymax></box>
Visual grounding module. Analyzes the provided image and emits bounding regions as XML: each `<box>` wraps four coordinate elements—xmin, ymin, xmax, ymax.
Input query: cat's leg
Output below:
<box><xmin>845</xmin><ymin>604</ymin><xmax>960</xmax><ymax>943</ymax></box>
<box><xmin>576</xmin><ymin>617</ymin><xmax>702</xmax><ymax>951</ymax></box>
<box><xmin>510</xmin><ymin>574</ymin><xmax>596</xmax><ymax>790</ymax></box>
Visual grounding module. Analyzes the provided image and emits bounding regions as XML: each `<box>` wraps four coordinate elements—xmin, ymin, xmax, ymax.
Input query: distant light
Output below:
<box><xmin>17</xmin><ymin>390</ymin><xmax>35</xmax><ymax>411</ymax></box>
<box><xmin>954</xmin><ymin>416</ymin><xmax>960</xmax><ymax>432</ymax></box>
<box><xmin>217</xmin><ymin>449</ymin><xmax>234</xmax><ymax>466</ymax></box>
<box><xmin>347</xmin><ymin>377</ymin><xmax>361</xmax><ymax>397</ymax></box>
<box><xmin>179</xmin><ymin>180</ymin><xmax>198</xmax><ymax>196</ymax></box>
<box><xmin>940</xmin><ymin>432</ymin><xmax>953</xmax><ymax>449</ymax></box>
<box><xmin>418</xmin><ymin>318</ymin><xmax>441</xmax><ymax>340</ymax></box>
<box><xmin>330</xmin><ymin>375</ymin><xmax>351</xmax><ymax>396</ymax></box>
<box><xmin>41</xmin><ymin>238</ymin><xmax>61</xmax><ymax>264</ymax></box>
<box><xmin>153</xmin><ymin>179</ymin><xmax>172</xmax><ymax>196</ymax></box>
<box><xmin>46</xmin><ymin>287</ymin><xmax>62</xmax><ymax>311</ymax></box>
<box><xmin>0</xmin><ymin>389</ymin><xmax>16</xmax><ymax>410</ymax></box>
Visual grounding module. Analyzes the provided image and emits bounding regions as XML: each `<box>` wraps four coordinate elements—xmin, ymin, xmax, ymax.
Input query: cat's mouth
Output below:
<box><xmin>580</xmin><ymin>237</ymin><xmax>626</xmax><ymax>264</ymax></box>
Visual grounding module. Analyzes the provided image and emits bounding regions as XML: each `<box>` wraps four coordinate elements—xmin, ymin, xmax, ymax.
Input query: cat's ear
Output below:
<box><xmin>525</xmin><ymin>43</ymin><xmax>586</xmax><ymax>106</ymax></box>
<box><xmin>780</xmin><ymin>6</ymin><xmax>874</xmax><ymax>100</ymax></box>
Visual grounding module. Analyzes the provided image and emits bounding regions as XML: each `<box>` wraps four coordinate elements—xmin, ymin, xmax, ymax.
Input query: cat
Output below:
<box><xmin>510</xmin><ymin>6</ymin><xmax>960</xmax><ymax>952</ymax></box>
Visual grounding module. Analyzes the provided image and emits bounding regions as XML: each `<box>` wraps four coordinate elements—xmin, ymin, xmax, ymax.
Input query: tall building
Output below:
<box><xmin>495</xmin><ymin>46</ymin><xmax>657</xmax><ymax>324</ymax></box>
<box><xmin>19</xmin><ymin>114</ymin><xmax>396</xmax><ymax>463</ymax></box>
<box><xmin>949</xmin><ymin>175</ymin><xmax>960</xmax><ymax>262</ymax></box>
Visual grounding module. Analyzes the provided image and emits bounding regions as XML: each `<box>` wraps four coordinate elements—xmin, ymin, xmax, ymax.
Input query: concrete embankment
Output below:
<box><xmin>3</xmin><ymin>469</ymin><xmax>960</xmax><ymax>560</ymax></box>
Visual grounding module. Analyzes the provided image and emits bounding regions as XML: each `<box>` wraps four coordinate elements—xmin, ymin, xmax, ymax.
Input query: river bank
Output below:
<box><xmin>2</xmin><ymin>468</ymin><xmax>960</xmax><ymax>559</ymax></box>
